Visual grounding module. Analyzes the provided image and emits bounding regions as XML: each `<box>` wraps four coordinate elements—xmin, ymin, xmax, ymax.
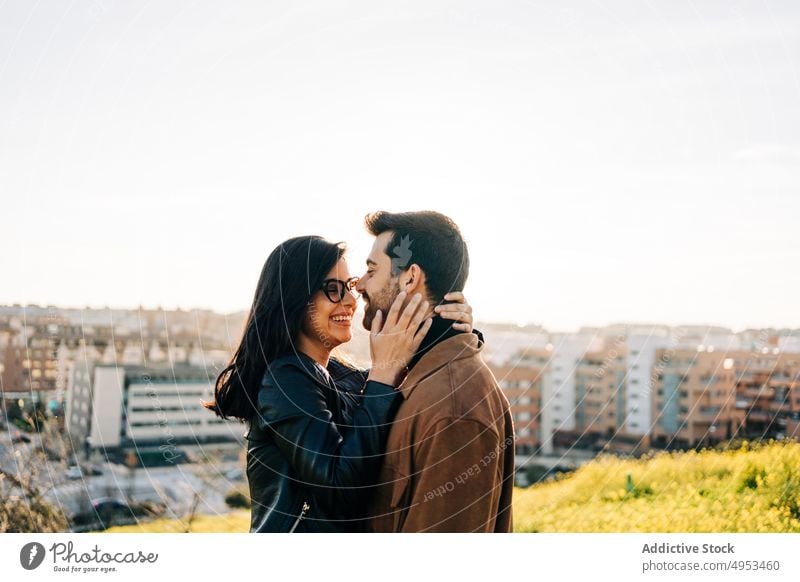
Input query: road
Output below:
<box><xmin>1</xmin><ymin>430</ymin><xmax>245</xmax><ymax>523</ymax></box>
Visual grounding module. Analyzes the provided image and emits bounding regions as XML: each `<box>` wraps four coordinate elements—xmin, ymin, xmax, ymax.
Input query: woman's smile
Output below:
<box><xmin>330</xmin><ymin>312</ymin><xmax>353</xmax><ymax>327</ymax></box>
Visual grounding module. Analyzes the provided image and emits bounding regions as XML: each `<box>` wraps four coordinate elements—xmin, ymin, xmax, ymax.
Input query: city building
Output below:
<box><xmin>540</xmin><ymin>332</ymin><xmax>601</xmax><ymax>454</ymax></box>
<box><xmin>730</xmin><ymin>349</ymin><xmax>800</xmax><ymax>441</ymax></box>
<box><xmin>1</xmin><ymin>305</ymin><xmax>240</xmax><ymax>414</ymax></box>
<box><xmin>66</xmin><ymin>358</ymin><xmax>242</xmax><ymax>463</ymax></box>
<box><xmin>650</xmin><ymin>348</ymin><xmax>743</xmax><ymax>449</ymax></box>
<box><xmin>568</xmin><ymin>340</ymin><xmax>634</xmax><ymax>452</ymax></box>
<box><xmin>7</xmin><ymin>304</ymin><xmax>800</xmax><ymax>463</ymax></box>
<box><xmin>493</xmin><ymin>347</ymin><xmax>549</xmax><ymax>456</ymax></box>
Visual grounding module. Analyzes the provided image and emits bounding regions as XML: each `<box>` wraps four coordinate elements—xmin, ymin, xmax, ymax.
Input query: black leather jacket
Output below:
<box><xmin>245</xmin><ymin>353</ymin><xmax>400</xmax><ymax>532</ymax></box>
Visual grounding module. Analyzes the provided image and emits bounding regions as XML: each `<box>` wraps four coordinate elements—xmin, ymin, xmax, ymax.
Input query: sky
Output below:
<box><xmin>1</xmin><ymin>0</ymin><xmax>799</xmax><ymax>332</ymax></box>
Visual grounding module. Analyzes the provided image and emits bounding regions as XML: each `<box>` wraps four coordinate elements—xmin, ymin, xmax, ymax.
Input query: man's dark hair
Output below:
<box><xmin>364</xmin><ymin>210</ymin><xmax>469</xmax><ymax>303</ymax></box>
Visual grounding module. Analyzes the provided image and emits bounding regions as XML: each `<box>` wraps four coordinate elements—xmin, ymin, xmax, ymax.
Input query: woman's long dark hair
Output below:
<box><xmin>204</xmin><ymin>235</ymin><xmax>346</xmax><ymax>421</ymax></box>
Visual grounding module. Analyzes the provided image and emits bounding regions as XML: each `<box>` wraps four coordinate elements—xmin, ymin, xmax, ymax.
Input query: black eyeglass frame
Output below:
<box><xmin>320</xmin><ymin>277</ymin><xmax>360</xmax><ymax>303</ymax></box>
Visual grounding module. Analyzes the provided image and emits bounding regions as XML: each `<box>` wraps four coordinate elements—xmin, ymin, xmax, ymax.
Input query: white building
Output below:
<box><xmin>625</xmin><ymin>332</ymin><xmax>671</xmax><ymax>436</ymax></box>
<box><xmin>480</xmin><ymin>324</ymin><xmax>550</xmax><ymax>366</ymax></box>
<box><xmin>66</xmin><ymin>359</ymin><xmax>242</xmax><ymax>461</ymax></box>
<box><xmin>539</xmin><ymin>332</ymin><xmax>601</xmax><ymax>454</ymax></box>
<box><xmin>778</xmin><ymin>335</ymin><xmax>800</xmax><ymax>354</ymax></box>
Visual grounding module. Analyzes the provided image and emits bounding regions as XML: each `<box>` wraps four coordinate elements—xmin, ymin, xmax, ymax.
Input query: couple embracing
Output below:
<box><xmin>205</xmin><ymin>210</ymin><xmax>514</xmax><ymax>532</ymax></box>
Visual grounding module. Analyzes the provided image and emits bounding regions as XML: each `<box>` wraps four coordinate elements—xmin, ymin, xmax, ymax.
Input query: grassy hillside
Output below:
<box><xmin>514</xmin><ymin>440</ymin><xmax>800</xmax><ymax>532</ymax></box>
<box><xmin>105</xmin><ymin>510</ymin><xmax>250</xmax><ymax>533</ymax></box>
<box><xmin>107</xmin><ymin>440</ymin><xmax>800</xmax><ymax>533</ymax></box>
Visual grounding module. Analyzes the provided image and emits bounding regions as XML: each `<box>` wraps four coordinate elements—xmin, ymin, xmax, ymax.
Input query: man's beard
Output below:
<box><xmin>361</xmin><ymin>283</ymin><xmax>401</xmax><ymax>331</ymax></box>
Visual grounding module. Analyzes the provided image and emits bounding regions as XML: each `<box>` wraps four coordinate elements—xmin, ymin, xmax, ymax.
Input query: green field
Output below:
<box><xmin>107</xmin><ymin>440</ymin><xmax>800</xmax><ymax>533</ymax></box>
<box><xmin>514</xmin><ymin>440</ymin><xmax>800</xmax><ymax>533</ymax></box>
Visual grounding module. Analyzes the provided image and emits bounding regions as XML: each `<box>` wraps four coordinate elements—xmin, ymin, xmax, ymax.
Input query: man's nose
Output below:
<box><xmin>355</xmin><ymin>277</ymin><xmax>366</xmax><ymax>293</ymax></box>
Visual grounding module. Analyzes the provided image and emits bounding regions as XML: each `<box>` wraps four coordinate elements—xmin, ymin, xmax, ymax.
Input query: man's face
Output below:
<box><xmin>356</xmin><ymin>231</ymin><xmax>402</xmax><ymax>330</ymax></box>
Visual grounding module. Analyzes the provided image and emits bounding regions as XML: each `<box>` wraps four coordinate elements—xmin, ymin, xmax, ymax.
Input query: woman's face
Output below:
<box><xmin>301</xmin><ymin>257</ymin><xmax>358</xmax><ymax>350</ymax></box>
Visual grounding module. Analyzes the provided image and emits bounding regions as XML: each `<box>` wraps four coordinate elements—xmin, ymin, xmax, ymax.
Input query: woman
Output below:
<box><xmin>204</xmin><ymin>235</ymin><xmax>473</xmax><ymax>532</ymax></box>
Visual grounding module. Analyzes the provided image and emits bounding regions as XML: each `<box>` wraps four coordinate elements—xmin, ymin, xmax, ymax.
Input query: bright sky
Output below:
<box><xmin>1</xmin><ymin>0</ymin><xmax>798</xmax><ymax>331</ymax></box>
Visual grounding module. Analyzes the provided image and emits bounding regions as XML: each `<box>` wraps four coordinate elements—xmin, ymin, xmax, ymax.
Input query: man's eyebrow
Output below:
<box><xmin>366</xmin><ymin>258</ymin><xmax>377</xmax><ymax>266</ymax></box>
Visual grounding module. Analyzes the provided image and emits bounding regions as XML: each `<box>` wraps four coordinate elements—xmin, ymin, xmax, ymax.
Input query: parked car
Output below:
<box><xmin>92</xmin><ymin>497</ymin><xmax>131</xmax><ymax>513</ymax></box>
<box><xmin>82</xmin><ymin>463</ymin><xmax>104</xmax><ymax>476</ymax></box>
<box><xmin>66</xmin><ymin>465</ymin><xmax>83</xmax><ymax>480</ymax></box>
<box><xmin>70</xmin><ymin>497</ymin><xmax>156</xmax><ymax>531</ymax></box>
<box><xmin>11</xmin><ymin>431</ymin><xmax>31</xmax><ymax>443</ymax></box>
<box><xmin>80</xmin><ymin>498</ymin><xmax>134</xmax><ymax>530</ymax></box>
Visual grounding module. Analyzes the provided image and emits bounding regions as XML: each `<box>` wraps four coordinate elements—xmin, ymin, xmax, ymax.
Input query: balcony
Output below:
<box><xmin>746</xmin><ymin>410</ymin><xmax>772</xmax><ymax>423</ymax></box>
<box><xmin>769</xmin><ymin>401</ymin><xmax>792</xmax><ymax>413</ymax></box>
<box><xmin>698</xmin><ymin>406</ymin><xmax>722</xmax><ymax>417</ymax></box>
<box><xmin>741</xmin><ymin>386</ymin><xmax>775</xmax><ymax>399</ymax></box>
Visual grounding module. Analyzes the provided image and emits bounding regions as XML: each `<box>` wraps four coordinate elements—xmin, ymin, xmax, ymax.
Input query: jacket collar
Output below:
<box><xmin>398</xmin><ymin>332</ymin><xmax>483</xmax><ymax>400</ymax></box>
<box><xmin>406</xmin><ymin>316</ymin><xmax>463</xmax><ymax>371</ymax></box>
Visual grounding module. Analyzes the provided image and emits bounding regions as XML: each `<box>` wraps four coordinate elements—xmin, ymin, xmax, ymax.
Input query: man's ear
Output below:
<box><xmin>401</xmin><ymin>264</ymin><xmax>425</xmax><ymax>294</ymax></box>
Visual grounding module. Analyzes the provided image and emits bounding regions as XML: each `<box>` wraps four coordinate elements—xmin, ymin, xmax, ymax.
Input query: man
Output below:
<box><xmin>356</xmin><ymin>210</ymin><xmax>515</xmax><ymax>533</ymax></box>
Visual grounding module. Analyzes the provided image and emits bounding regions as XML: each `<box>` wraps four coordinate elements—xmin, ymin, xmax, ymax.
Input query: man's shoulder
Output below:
<box><xmin>408</xmin><ymin>351</ymin><xmax>506</xmax><ymax>421</ymax></box>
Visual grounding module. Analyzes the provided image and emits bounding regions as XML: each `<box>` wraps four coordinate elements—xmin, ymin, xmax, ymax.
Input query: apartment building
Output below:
<box><xmin>0</xmin><ymin>306</ymin><xmax>238</xmax><ymax>413</ymax></box>
<box><xmin>0</xmin><ymin>315</ymin><xmax>76</xmax><ymax>405</ymax></box>
<box><xmin>539</xmin><ymin>332</ymin><xmax>601</xmax><ymax>454</ymax></box>
<box><xmin>729</xmin><ymin>349</ymin><xmax>800</xmax><ymax>440</ymax></box>
<box><xmin>66</xmin><ymin>359</ymin><xmax>241</xmax><ymax>463</ymax></box>
<box><xmin>493</xmin><ymin>347</ymin><xmax>549</xmax><ymax>455</ymax></box>
<box><xmin>568</xmin><ymin>341</ymin><xmax>635</xmax><ymax>452</ymax></box>
<box><xmin>650</xmin><ymin>348</ymin><xmax>744</xmax><ymax>449</ymax></box>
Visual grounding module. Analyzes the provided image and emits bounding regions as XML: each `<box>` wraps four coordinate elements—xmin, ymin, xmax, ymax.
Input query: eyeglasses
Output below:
<box><xmin>320</xmin><ymin>277</ymin><xmax>359</xmax><ymax>303</ymax></box>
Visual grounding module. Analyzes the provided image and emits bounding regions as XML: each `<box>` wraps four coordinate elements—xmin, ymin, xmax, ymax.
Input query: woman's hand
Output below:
<box><xmin>433</xmin><ymin>291</ymin><xmax>474</xmax><ymax>332</ymax></box>
<box><xmin>367</xmin><ymin>292</ymin><xmax>432</xmax><ymax>387</ymax></box>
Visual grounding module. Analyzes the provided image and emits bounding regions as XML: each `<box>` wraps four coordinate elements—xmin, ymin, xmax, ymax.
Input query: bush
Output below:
<box><xmin>1</xmin><ymin>471</ymin><xmax>69</xmax><ymax>532</ymax></box>
<box><xmin>224</xmin><ymin>489</ymin><xmax>251</xmax><ymax>510</ymax></box>
<box><xmin>0</xmin><ymin>417</ymin><xmax>76</xmax><ymax>533</ymax></box>
<box><xmin>0</xmin><ymin>496</ymin><xmax>68</xmax><ymax>533</ymax></box>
